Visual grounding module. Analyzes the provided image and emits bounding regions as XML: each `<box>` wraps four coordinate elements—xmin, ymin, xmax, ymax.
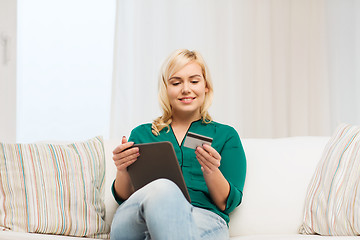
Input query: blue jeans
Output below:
<box><xmin>110</xmin><ymin>179</ymin><xmax>229</xmax><ymax>240</ymax></box>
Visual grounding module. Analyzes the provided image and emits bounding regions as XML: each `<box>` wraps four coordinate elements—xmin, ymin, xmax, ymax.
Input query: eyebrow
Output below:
<box><xmin>189</xmin><ymin>74</ymin><xmax>202</xmax><ymax>79</ymax></box>
<box><xmin>168</xmin><ymin>74</ymin><xmax>202</xmax><ymax>81</ymax></box>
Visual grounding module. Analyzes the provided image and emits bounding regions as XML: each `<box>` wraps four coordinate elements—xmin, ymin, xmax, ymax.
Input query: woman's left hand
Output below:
<box><xmin>195</xmin><ymin>144</ymin><xmax>221</xmax><ymax>175</ymax></box>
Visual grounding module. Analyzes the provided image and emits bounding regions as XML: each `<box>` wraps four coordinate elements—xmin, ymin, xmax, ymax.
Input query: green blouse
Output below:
<box><xmin>111</xmin><ymin>119</ymin><xmax>247</xmax><ymax>225</ymax></box>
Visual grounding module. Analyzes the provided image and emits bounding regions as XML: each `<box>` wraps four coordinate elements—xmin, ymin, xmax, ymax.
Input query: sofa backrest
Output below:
<box><xmin>103</xmin><ymin>139</ymin><xmax>121</xmax><ymax>227</ymax></box>
<box><xmin>229</xmin><ymin>137</ymin><xmax>329</xmax><ymax>236</ymax></box>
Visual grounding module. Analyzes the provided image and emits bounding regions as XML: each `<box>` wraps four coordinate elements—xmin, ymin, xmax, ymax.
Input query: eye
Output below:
<box><xmin>172</xmin><ymin>82</ymin><xmax>180</xmax><ymax>86</ymax></box>
<box><xmin>191</xmin><ymin>80</ymin><xmax>199</xmax><ymax>84</ymax></box>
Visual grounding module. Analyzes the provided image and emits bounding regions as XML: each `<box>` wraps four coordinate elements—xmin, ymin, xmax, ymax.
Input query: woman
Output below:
<box><xmin>110</xmin><ymin>49</ymin><xmax>246</xmax><ymax>240</ymax></box>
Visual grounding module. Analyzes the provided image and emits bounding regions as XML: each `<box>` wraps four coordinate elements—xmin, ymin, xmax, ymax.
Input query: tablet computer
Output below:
<box><xmin>127</xmin><ymin>141</ymin><xmax>191</xmax><ymax>202</ymax></box>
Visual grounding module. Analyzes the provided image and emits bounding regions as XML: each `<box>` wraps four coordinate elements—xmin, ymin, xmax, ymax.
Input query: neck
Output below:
<box><xmin>171</xmin><ymin>112</ymin><xmax>201</xmax><ymax>128</ymax></box>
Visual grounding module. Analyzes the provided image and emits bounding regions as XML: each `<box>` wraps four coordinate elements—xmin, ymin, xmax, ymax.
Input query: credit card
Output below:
<box><xmin>183</xmin><ymin>132</ymin><xmax>213</xmax><ymax>149</ymax></box>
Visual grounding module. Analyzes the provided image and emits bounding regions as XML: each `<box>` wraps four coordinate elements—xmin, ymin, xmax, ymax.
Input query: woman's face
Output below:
<box><xmin>167</xmin><ymin>62</ymin><xmax>208</xmax><ymax>120</ymax></box>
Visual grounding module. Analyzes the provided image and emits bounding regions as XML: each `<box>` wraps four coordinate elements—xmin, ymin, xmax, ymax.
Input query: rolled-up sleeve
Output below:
<box><xmin>219</xmin><ymin>127</ymin><xmax>247</xmax><ymax>214</ymax></box>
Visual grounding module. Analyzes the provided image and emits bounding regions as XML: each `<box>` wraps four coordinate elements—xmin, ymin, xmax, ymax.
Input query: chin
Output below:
<box><xmin>177</xmin><ymin>109</ymin><xmax>201</xmax><ymax>116</ymax></box>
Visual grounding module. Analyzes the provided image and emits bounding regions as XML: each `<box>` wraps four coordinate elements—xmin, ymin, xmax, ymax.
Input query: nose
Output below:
<box><xmin>182</xmin><ymin>81</ymin><xmax>191</xmax><ymax>94</ymax></box>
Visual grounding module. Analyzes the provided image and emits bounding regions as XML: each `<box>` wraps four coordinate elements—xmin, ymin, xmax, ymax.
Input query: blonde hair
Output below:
<box><xmin>152</xmin><ymin>49</ymin><xmax>214</xmax><ymax>136</ymax></box>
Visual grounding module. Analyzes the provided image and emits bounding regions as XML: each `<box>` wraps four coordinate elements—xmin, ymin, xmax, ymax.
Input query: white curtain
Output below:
<box><xmin>110</xmin><ymin>0</ymin><xmax>358</xmax><ymax>139</ymax></box>
<box><xmin>326</xmin><ymin>0</ymin><xmax>360</xmax><ymax>131</ymax></box>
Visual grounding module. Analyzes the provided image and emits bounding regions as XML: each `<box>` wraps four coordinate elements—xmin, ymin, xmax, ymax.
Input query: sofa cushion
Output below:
<box><xmin>0</xmin><ymin>137</ymin><xmax>110</xmax><ymax>238</ymax></box>
<box><xmin>299</xmin><ymin>124</ymin><xmax>360</xmax><ymax>235</ymax></box>
<box><xmin>230</xmin><ymin>234</ymin><xmax>360</xmax><ymax>240</ymax></box>
<box><xmin>0</xmin><ymin>230</ymin><xmax>100</xmax><ymax>240</ymax></box>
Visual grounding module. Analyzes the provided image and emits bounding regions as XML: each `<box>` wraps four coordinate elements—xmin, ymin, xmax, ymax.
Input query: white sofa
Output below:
<box><xmin>1</xmin><ymin>136</ymin><xmax>359</xmax><ymax>239</ymax></box>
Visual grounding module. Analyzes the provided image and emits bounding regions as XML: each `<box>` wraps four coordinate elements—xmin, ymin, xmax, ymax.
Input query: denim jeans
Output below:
<box><xmin>110</xmin><ymin>179</ymin><xmax>229</xmax><ymax>240</ymax></box>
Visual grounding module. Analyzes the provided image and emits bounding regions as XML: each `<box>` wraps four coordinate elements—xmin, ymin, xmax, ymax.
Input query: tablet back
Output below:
<box><xmin>127</xmin><ymin>141</ymin><xmax>191</xmax><ymax>202</ymax></box>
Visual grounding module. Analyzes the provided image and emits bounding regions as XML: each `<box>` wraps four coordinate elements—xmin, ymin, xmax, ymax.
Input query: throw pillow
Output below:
<box><xmin>0</xmin><ymin>136</ymin><xmax>110</xmax><ymax>238</ymax></box>
<box><xmin>299</xmin><ymin>124</ymin><xmax>360</xmax><ymax>235</ymax></box>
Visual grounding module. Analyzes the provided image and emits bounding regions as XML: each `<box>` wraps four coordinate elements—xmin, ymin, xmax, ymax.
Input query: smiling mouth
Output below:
<box><xmin>179</xmin><ymin>97</ymin><xmax>196</xmax><ymax>103</ymax></box>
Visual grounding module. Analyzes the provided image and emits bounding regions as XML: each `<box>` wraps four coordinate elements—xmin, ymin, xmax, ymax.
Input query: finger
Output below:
<box><xmin>201</xmin><ymin>164</ymin><xmax>212</xmax><ymax>174</ymax></box>
<box><xmin>197</xmin><ymin>156</ymin><xmax>213</xmax><ymax>174</ymax></box>
<box><xmin>113</xmin><ymin>147</ymin><xmax>139</xmax><ymax>161</ymax></box>
<box><xmin>196</xmin><ymin>147</ymin><xmax>221</xmax><ymax>168</ymax></box>
<box><xmin>121</xmin><ymin>136</ymin><xmax>127</xmax><ymax>145</ymax></box>
<box><xmin>113</xmin><ymin>141</ymin><xmax>135</xmax><ymax>154</ymax></box>
<box><xmin>115</xmin><ymin>158</ymin><xmax>137</xmax><ymax>171</ymax></box>
<box><xmin>114</xmin><ymin>142</ymin><xmax>134</xmax><ymax>154</ymax></box>
<box><xmin>113</xmin><ymin>147</ymin><xmax>139</xmax><ymax>159</ymax></box>
<box><xmin>196</xmin><ymin>150</ymin><xmax>218</xmax><ymax>171</ymax></box>
<box><xmin>202</xmin><ymin>144</ymin><xmax>221</xmax><ymax>160</ymax></box>
<box><xmin>122</xmin><ymin>151</ymin><xmax>140</xmax><ymax>163</ymax></box>
<box><xmin>196</xmin><ymin>151</ymin><xmax>219</xmax><ymax>170</ymax></box>
<box><xmin>196</xmin><ymin>153</ymin><xmax>211</xmax><ymax>169</ymax></box>
<box><xmin>114</xmin><ymin>152</ymin><xmax>139</xmax><ymax>167</ymax></box>
<box><xmin>114</xmin><ymin>153</ymin><xmax>137</xmax><ymax>166</ymax></box>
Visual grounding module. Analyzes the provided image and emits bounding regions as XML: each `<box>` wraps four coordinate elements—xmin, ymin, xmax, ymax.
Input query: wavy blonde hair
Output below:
<box><xmin>152</xmin><ymin>49</ymin><xmax>214</xmax><ymax>136</ymax></box>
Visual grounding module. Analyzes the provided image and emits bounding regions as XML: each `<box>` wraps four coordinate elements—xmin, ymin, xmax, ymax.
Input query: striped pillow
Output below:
<box><xmin>0</xmin><ymin>136</ymin><xmax>110</xmax><ymax>238</ymax></box>
<box><xmin>299</xmin><ymin>124</ymin><xmax>360</xmax><ymax>235</ymax></box>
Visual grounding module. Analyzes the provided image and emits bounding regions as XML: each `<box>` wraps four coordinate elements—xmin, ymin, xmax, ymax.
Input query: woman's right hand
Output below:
<box><xmin>112</xmin><ymin>136</ymin><xmax>140</xmax><ymax>172</ymax></box>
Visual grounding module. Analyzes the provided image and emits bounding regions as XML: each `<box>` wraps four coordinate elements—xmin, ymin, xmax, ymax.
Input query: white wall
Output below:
<box><xmin>17</xmin><ymin>0</ymin><xmax>115</xmax><ymax>142</ymax></box>
<box><xmin>0</xmin><ymin>0</ymin><xmax>17</xmax><ymax>143</ymax></box>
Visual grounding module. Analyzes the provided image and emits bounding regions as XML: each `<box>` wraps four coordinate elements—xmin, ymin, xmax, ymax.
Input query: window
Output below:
<box><xmin>17</xmin><ymin>0</ymin><xmax>116</xmax><ymax>142</ymax></box>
